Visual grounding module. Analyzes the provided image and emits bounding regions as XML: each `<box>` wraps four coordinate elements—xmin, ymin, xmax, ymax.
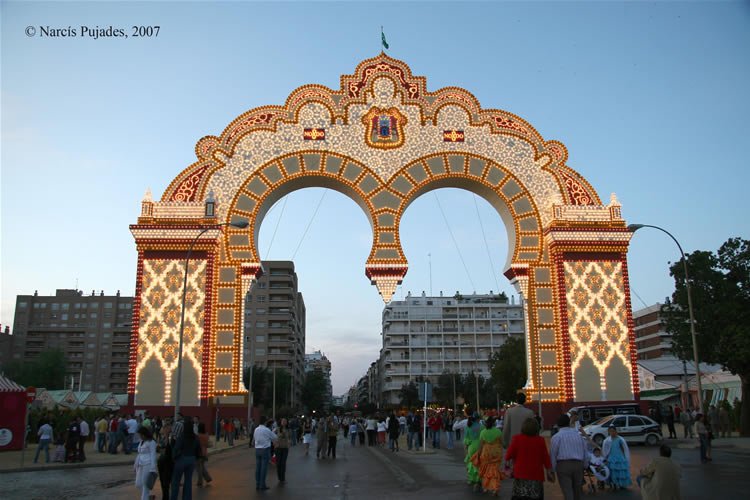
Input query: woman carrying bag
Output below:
<box><xmin>196</xmin><ymin>423</ymin><xmax>213</xmax><ymax>487</ymax></box>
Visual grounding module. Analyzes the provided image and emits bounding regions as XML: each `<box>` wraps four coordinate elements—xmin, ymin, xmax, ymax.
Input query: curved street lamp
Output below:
<box><xmin>174</xmin><ymin>218</ymin><xmax>249</xmax><ymax>420</ymax></box>
<box><xmin>628</xmin><ymin>224</ymin><xmax>703</xmax><ymax>410</ymax></box>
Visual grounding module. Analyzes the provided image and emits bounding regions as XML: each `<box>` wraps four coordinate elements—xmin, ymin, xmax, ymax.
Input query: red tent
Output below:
<box><xmin>0</xmin><ymin>375</ymin><xmax>26</xmax><ymax>451</ymax></box>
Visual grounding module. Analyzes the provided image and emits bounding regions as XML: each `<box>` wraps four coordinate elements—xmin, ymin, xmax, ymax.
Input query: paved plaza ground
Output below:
<box><xmin>1</xmin><ymin>433</ymin><xmax>748</xmax><ymax>499</ymax></box>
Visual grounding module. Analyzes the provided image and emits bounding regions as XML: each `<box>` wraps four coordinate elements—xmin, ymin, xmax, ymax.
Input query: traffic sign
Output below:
<box><xmin>419</xmin><ymin>382</ymin><xmax>432</xmax><ymax>402</ymax></box>
<box><xmin>26</xmin><ymin>387</ymin><xmax>36</xmax><ymax>403</ymax></box>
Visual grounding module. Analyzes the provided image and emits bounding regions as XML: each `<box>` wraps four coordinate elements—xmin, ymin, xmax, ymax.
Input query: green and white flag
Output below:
<box><xmin>381</xmin><ymin>28</ymin><xmax>389</xmax><ymax>50</ymax></box>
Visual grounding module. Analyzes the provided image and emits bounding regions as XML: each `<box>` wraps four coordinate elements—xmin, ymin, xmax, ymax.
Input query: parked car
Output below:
<box><xmin>583</xmin><ymin>414</ymin><xmax>662</xmax><ymax>446</ymax></box>
<box><xmin>569</xmin><ymin>403</ymin><xmax>641</xmax><ymax>427</ymax></box>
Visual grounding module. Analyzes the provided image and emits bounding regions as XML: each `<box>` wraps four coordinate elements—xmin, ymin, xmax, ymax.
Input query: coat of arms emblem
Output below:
<box><xmin>362</xmin><ymin>107</ymin><xmax>407</xmax><ymax>149</ymax></box>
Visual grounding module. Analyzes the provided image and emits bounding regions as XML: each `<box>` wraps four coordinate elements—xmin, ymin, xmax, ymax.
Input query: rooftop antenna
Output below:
<box><xmin>428</xmin><ymin>253</ymin><xmax>433</xmax><ymax>296</ymax></box>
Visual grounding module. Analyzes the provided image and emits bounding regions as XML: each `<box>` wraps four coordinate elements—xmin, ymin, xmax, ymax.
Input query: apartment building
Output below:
<box><xmin>380</xmin><ymin>292</ymin><xmax>525</xmax><ymax>405</ymax></box>
<box><xmin>304</xmin><ymin>350</ymin><xmax>333</xmax><ymax>408</ymax></box>
<box><xmin>244</xmin><ymin>261</ymin><xmax>306</xmax><ymax>406</ymax></box>
<box><xmin>633</xmin><ymin>303</ymin><xmax>673</xmax><ymax>360</ymax></box>
<box><xmin>5</xmin><ymin>289</ymin><xmax>133</xmax><ymax>392</ymax></box>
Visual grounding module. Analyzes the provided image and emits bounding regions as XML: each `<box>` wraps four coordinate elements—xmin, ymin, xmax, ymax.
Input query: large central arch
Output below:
<box><xmin>129</xmin><ymin>54</ymin><xmax>639</xmax><ymax>414</ymax></box>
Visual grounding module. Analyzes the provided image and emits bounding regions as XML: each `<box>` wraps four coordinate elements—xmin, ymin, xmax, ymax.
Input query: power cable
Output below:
<box><xmin>473</xmin><ymin>194</ymin><xmax>500</xmax><ymax>291</ymax></box>
<box><xmin>264</xmin><ymin>195</ymin><xmax>289</xmax><ymax>257</ymax></box>
<box><xmin>291</xmin><ymin>189</ymin><xmax>327</xmax><ymax>259</ymax></box>
<box><xmin>434</xmin><ymin>192</ymin><xmax>476</xmax><ymax>292</ymax></box>
<box><xmin>630</xmin><ymin>287</ymin><xmax>650</xmax><ymax>310</ymax></box>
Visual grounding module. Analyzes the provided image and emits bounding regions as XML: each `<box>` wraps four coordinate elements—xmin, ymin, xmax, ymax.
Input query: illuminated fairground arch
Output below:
<box><xmin>129</xmin><ymin>54</ymin><xmax>640</xmax><ymax>416</ymax></box>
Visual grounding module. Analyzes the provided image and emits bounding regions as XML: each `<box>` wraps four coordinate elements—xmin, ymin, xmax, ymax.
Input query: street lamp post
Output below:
<box><xmin>628</xmin><ymin>223</ymin><xmax>703</xmax><ymax>411</ymax></box>
<box><xmin>174</xmin><ymin>215</ymin><xmax>249</xmax><ymax>420</ymax></box>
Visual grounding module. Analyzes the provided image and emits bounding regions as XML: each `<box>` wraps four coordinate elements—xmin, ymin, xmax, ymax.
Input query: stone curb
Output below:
<box><xmin>0</xmin><ymin>440</ymin><xmax>247</xmax><ymax>474</ymax></box>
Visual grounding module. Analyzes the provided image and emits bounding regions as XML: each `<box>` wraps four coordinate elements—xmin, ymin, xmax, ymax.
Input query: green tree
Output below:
<box><xmin>434</xmin><ymin>372</ymin><xmax>459</xmax><ymax>409</ymax></box>
<box><xmin>488</xmin><ymin>337</ymin><xmax>527</xmax><ymax>404</ymax></box>
<box><xmin>398</xmin><ymin>380</ymin><xmax>419</xmax><ymax>408</ymax></box>
<box><xmin>242</xmin><ymin>366</ymin><xmax>292</xmax><ymax>409</ymax></box>
<box><xmin>300</xmin><ymin>370</ymin><xmax>328</xmax><ymax>412</ymax></box>
<box><xmin>661</xmin><ymin>237</ymin><xmax>750</xmax><ymax>436</ymax></box>
<box><xmin>5</xmin><ymin>349</ymin><xmax>67</xmax><ymax>389</ymax></box>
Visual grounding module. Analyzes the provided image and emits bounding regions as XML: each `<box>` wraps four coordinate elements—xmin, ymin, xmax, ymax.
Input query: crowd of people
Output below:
<box><xmin>28</xmin><ymin>396</ymin><xmax>735</xmax><ymax>499</ymax></box>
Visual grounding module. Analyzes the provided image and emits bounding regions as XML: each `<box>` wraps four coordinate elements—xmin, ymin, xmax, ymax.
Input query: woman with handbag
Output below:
<box><xmin>195</xmin><ymin>423</ymin><xmax>213</xmax><ymax>487</ymax></box>
<box><xmin>171</xmin><ymin>416</ymin><xmax>202</xmax><ymax>500</ymax></box>
<box><xmin>134</xmin><ymin>425</ymin><xmax>158</xmax><ymax>500</ymax></box>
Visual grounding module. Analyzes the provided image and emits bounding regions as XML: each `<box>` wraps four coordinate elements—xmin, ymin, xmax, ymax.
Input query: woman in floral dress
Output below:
<box><xmin>473</xmin><ymin>416</ymin><xmax>505</xmax><ymax>495</ymax></box>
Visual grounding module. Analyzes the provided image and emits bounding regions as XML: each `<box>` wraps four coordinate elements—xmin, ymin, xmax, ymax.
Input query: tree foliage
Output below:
<box><xmin>300</xmin><ymin>370</ymin><xmax>328</xmax><ymax>413</ymax></box>
<box><xmin>399</xmin><ymin>380</ymin><xmax>420</xmax><ymax>408</ymax></box>
<box><xmin>242</xmin><ymin>365</ymin><xmax>292</xmax><ymax>410</ymax></box>
<box><xmin>4</xmin><ymin>349</ymin><xmax>67</xmax><ymax>389</ymax></box>
<box><xmin>662</xmin><ymin>237</ymin><xmax>750</xmax><ymax>435</ymax></box>
<box><xmin>488</xmin><ymin>337</ymin><xmax>527</xmax><ymax>404</ymax></box>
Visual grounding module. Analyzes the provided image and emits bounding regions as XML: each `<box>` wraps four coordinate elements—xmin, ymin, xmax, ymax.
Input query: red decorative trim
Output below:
<box><xmin>443</xmin><ymin>130</ymin><xmax>465</xmax><ymax>142</ymax></box>
<box><xmin>348</xmin><ymin>61</ymin><xmax>420</xmax><ymax>99</ymax></box>
<box><xmin>170</xmin><ymin>165</ymin><xmax>210</xmax><ymax>202</ymax></box>
<box><xmin>128</xmin><ymin>251</ymin><xmax>145</xmax><ymax>396</ymax></box>
<box><xmin>200</xmin><ymin>253</ymin><xmax>215</xmax><ymax>400</ymax></box>
<box><xmin>303</xmin><ymin>128</ymin><xmax>326</xmax><ymax>140</ymax></box>
<box><xmin>559</xmin><ymin>170</ymin><xmax>593</xmax><ymax>206</ymax></box>
<box><xmin>143</xmin><ymin>250</ymin><xmax>209</xmax><ymax>260</ymax></box>
<box><xmin>552</xmin><ymin>252</ymin><xmax>574</xmax><ymax>401</ymax></box>
<box><xmin>545</xmin><ymin>227</ymin><xmax>631</xmax><ymax>235</ymax></box>
<box><xmin>503</xmin><ymin>267</ymin><xmax>528</xmax><ymax>280</ymax></box>
<box><xmin>241</xmin><ymin>265</ymin><xmax>263</xmax><ymax>277</ymax></box>
<box><xmin>365</xmin><ymin>266</ymin><xmax>408</xmax><ymax>279</ymax></box>
<box><xmin>620</xmin><ymin>253</ymin><xmax>641</xmax><ymax>397</ymax></box>
<box><xmin>561</xmin><ymin>252</ymin><xmax>621</xmax><ymax>262</ymax></box>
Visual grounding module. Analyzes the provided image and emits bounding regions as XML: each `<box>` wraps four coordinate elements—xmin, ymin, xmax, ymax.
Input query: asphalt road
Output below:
<box><xmin>1</xmin><ymin>437</ymin><xmax>748</xmax><ymax>499</ymax></box>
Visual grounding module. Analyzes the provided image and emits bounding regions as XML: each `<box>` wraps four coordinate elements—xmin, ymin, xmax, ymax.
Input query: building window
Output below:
<box><xmin>257</xmin><ymin>296</ymin><xmax>266</xmax><ymax>303</ymax></box>
<box><xmin>74</xmin><ymin>303</ymin><xmax>82</xmax><ymax>309</ymax></box>
<box><xmin>89</xmin><ymin>303</ymin><xmax>99</xmax><ymax>309</ymax></box>
<box><xmin>90</xmin><ymin>313</ymin><xmax>97</xmax><ymax>319</ymax></box>
<box><xmin>256</xmin><ymin>335</ymin><xmax>265</xmax><ymax>342</ymax></box>
<box><xmin>61</xmin><ymin>303</ymin><xmax>69</xmax><ymax>310</ymax></box>
<box><xmin>104</xmin><ymin>302</ymin><xmax>113</xmax><ymax>309</ymax></box>
<box><xmin>256</xmin><ymin>321</ymin><xmax>266</xmax><ymax>328</ymax></box>
<box><xmin>18</xmin><ymin>301</ymin><xmax>28</xmax><ymax>308</ymax></box>
<box><xmin>61</xmin><ymin>314</ymin><xmax>68</xmax><ymax>321</ymax></box>
<box><xmin>256</xmin><ymin>309</ymin><xmax>266</xmax><ymax>314</ymax></box>
<box><xmin>33</xmin><ymin>303</ymin><xmax>41</xmax><ymax>309</ymax></box>
<box><xmin>255</xmin><ymin>348</ymin><xmax>266</xmax><ymax>356</ymax></box>
<box><xmin>51</xmin><ymin>303</ymin><xmax>60</xmax><ymax>310</ymax></box>
<box><xmin>103</xmin><ymin>323</ymin><xmax>111</xmax><ymax>328</ymax></box>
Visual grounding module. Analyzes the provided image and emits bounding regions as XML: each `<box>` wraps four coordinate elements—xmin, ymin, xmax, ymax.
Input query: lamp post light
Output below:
<box><xmin>173</xmin><ymin>214</ymin><xmax>249</xmax><ymax>420</ymax></box>
<box><xmin>627</xmin><ymin>223</ymin><xmax>703</xmax><ymax>411</ymax></box>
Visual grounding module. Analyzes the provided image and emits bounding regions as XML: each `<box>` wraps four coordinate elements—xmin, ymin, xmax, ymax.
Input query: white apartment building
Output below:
<box><xmin>380</xmin><ymin>292</ymin><xmax>525</xmax><ymax>405</ymax></box>
<box><xmin>304</xmin><ymin>350</ymin><xmax>333</xmax><ymax>407</ymax></box>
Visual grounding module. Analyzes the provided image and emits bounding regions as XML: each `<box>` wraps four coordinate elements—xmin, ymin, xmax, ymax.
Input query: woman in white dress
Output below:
<box><xmin>134</xmin><ymin>426</ymin><xmax>158</xmax><ymax>500</ymax></box>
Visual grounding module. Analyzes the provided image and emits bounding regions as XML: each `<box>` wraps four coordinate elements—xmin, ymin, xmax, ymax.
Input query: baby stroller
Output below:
<box><xmin>583</xmin><ymin>460</ymin><xmax>610</xmax><ymax>493</ymax></box>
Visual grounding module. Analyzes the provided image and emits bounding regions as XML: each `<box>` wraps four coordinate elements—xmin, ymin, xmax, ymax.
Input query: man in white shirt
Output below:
<box><xmin>125</xmin><ymin>414</ymin><xmax>138</xmax><ymax>454</ymax></box>
<box><xmin>78</xmin><ymin>417</ymin><xmax>90</xmax><ymax>462</ymax></box>
<box><xmin>253</xmin><ymin>417</ymin><xmax>277</xmax><ymax>491</ymax></box>
<box><xmin>34</xmin><ymin>420</ymin><xmax>54</xmax><ymax>463</ymax></box>
<box><xmin>550</xmin><ymin>414</ymin><xmax>589</xmax><ymax>500</ymax></box>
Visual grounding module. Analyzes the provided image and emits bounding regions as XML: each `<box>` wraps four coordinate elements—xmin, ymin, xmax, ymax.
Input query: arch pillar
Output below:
<box><xmin>546</xmin><ymin>198</ymin><xmax>640</xmax><ymax>402</ymax></box>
